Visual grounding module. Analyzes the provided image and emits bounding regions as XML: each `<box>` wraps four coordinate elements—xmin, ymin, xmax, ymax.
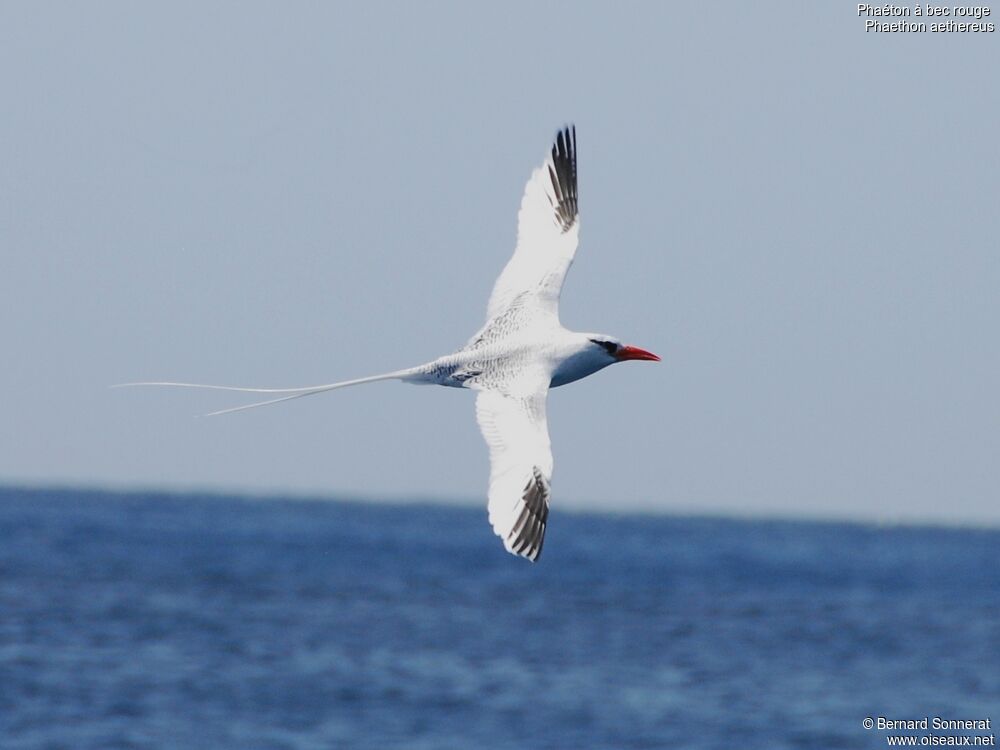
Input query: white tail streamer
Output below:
<box><xmin>113</xmin><ymin>369</ymin><xmax>419</xmax><ymax>417</ymax></box>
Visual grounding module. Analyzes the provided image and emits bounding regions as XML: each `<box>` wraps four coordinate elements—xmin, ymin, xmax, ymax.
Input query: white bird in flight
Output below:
<box><xmin>123</xmin><ymin>126</ymin><xmax>659</xmax><ymax>561</ymax></box>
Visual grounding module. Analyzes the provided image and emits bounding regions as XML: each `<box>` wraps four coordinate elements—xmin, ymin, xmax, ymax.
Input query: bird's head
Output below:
<box><xmin>550</xmin><ymin>333</ymin><xmax>660</xmax><ymax>387</ymax></box>
<box><xmin>587</xmin><ymin>336</ymin><xmax>660</xmax><ymax>365</ymax></box>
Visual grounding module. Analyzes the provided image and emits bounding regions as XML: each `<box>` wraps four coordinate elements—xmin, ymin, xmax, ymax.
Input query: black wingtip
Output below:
<box><xmin>508</xmin><ymin>466</ymin><xmax>550</xmax><ymax>562</ymax></box>
<box><xmin>549</xmin><ymin>125</ymin><xmax>578</xmax><ymax>233</ymax></box>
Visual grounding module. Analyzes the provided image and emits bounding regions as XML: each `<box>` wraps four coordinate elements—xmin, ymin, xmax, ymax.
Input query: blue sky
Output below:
<box><xmin>2</xmin><ymin>3</ymin><xmax>997</xmax><ymax>523</ymax></box>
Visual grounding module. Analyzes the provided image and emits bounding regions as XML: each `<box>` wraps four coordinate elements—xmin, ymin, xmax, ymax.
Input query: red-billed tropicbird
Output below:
<box><xmin>122</xmin><ymin>126</ymin><xmax>659</xmax><ymax>561</ymax></box>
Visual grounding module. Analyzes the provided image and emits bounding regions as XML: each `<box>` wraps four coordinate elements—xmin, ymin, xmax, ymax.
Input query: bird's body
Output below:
<box><xmin>410</xmin><ymin>325</ymin><xmax>606</xmax><ymax>391</ymax></box>
<box><xmin>122</xmin><ymin>126</ymin><xmax>659</xmax><ymax>561</ymax></box>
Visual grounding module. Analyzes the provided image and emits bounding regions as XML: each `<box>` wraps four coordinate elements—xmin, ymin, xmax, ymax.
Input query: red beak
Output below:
<box><xmin>616</xmin><ymin>345</ymin><xmax>660</xmax><ymax>362</ymax></box>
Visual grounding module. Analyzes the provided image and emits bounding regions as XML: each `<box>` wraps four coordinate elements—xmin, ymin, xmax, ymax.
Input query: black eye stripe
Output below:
<box><xmin>590</xmin><ymin>339</ymin><xmax>617</xmax><ymax>355</ymax></box>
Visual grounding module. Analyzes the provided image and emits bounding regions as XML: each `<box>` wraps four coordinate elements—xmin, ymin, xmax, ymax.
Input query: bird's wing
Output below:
<box><xmin>475</xmin><ymin>382</ymin><xmax>553</xmax><ymax>561</ymax></box>
<box><xmin>486</xmin><ymin>126</ymin><xmax>579</xmax><ymax>322</ymax></box>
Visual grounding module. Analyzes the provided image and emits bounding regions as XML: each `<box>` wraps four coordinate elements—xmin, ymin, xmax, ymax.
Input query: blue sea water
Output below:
<box><xmin>0</xmin><ymin>487</ymin><xmax>997</xmax><ymax>750</ymax></box>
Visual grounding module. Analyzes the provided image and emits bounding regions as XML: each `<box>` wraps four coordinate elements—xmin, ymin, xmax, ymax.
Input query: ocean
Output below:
<box><xmin>0</xmin><ymin>487</ymin><xmax>997</xmax><ymax>749</ymax></box>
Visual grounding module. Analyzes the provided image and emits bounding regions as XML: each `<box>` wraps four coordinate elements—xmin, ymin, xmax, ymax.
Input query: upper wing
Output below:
<box><xmin>486</xmin><ymin>126</ymin><xmax>580</xmax><ymax>322</ymax></box>
<box><xmin>475</xmin><ymin>387</ymin><xmax>553</xmax><ymax>562</ymax></box>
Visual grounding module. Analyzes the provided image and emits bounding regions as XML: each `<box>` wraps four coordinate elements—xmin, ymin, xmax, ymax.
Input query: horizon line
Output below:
<box><xmin>2</xmin><ymin>480</ymin><xmax>998</xmax><ymax>533</ymax></box>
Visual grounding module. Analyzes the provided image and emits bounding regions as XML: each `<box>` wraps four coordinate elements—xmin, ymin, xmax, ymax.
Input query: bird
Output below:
<box><xmin>120</xmin><ymin>126</ymin><xmax>659</xmax><ymax>561</ymax></box>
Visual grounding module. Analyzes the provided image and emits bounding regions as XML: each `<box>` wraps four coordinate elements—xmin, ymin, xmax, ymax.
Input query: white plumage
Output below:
<box><xmin>487</xmin><ymin>127</ymin><xmax>580</xmax><ymax>321</ymax></box>
<box><xmin>119</xmin><ymin>126</ymin><xmax>659</xmax><ymax>561</ymax></box>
